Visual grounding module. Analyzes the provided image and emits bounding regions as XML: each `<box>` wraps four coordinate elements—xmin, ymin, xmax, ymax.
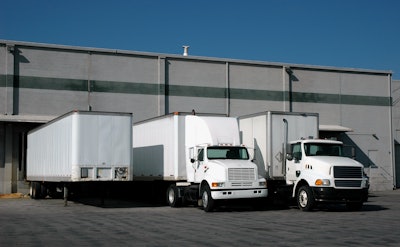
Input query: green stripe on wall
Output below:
<box><xmin>230</xmin><ymin>88</ymin><xmax>285</xmax><ymax>101</ymax></box>
<box><xmin>340</xmin><ymin>94</ymin><xmax>391</xmax><ymax>106</ymax></box>
<box><xmin>0</xmin><ymin>75</ymin><xmax>85</xmax><ymax>89</ymax></box>
<box><xmin>0</xmin><ymin>75</ymin><xmax>5</xmax><ymax>87</ymax></box>
<box><xmin>292</xmin><ymin>92</ymin><xmax>391</xmax><ymax>106</ymax></box>
<box><xmin>166</xmin><ymin>85</ymin><xmax>227</xmax><ymax>98</ymax></box>
<box><xmin>20</xmin><ymin>76</ymin><xmax>87</xmax><ymax>91</ymax></box>
<box><xmin>292</xmin><ymin>92</ymin><xmax>339</xmax><ymax>104</ymax></box>
<box><xmin>93</xmin><ymin>80</ymin><xmax>159</xmax><ymax>95</ymax></box>
<box><xmin>0</xmin><ymin>75</ymin><xmax>391</xmax><ymax>106</ymax></box>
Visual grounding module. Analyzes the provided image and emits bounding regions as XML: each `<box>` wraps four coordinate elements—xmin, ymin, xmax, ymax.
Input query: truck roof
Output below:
<box><xmin>290</xmin><ymin>139</ymin><xmax>343</xmax><ymax>145</ymax></box>
<box><xmin>28</xmin><ymin>110</ymin><xmax>132</xmax><ymax>135</ymax></box>
<box><xmin>133</xmin><ymin>111</ymin><xmax>226</xmax><ymax>125</ymax></box>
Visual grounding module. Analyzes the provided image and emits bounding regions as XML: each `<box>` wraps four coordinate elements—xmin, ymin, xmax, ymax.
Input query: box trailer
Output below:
<box><xmin>239</xmin><ymin>111</ymin><xmax>369</xmax><ymax>211</ymax></box>
<box><xmin>27</xmin><ymin>110</ymin><xmax>133</xmax><ymax>199</ymax></box>
<box><xmin>132</xmin><ymin>112</ymin><xmax>267</xmax><ymax>212</ymax></box>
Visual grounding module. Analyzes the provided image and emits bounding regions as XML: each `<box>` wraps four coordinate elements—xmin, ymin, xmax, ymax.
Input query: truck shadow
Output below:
<box><xmin>199</xmin><ymin>199</ymin><xmax>292</xmax><ymax>212</ymax></box>
<box><xmin>70</xmin><ymin>197</ymin><xmax>167</xmax><ymax>208</ymax></box>
<box><xmin>315</xmin><ymin>203</ymin><xmax>387</xmax><ymax>212</ymax></box>
<box><xmin>64</xmin><ymin>190</ymin><xmax>388</xmax><ymax>211</ymax></box>
<box><xmin>314</xmin><ymin>193</ymin><xmax>388</xmax><ymax>212</ymax></box>
<box><xmin>64</xmin><ymin>181</ymin><xmax>170</xmax><ymax>208</ymax></box>
<box><xmin>67</xmin><ymin>197</ymin><xmax>387</xmax><ymax>212</ymax></box>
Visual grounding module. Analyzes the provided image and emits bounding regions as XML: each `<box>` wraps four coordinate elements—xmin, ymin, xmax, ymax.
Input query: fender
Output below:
<box><xmin>291</xmin><ymin>169</ymin><xmax>330</xmax><ymax>198</ymax></box>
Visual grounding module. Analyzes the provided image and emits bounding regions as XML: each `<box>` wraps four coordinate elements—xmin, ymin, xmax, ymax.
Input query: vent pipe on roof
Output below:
<box><xmin>182</xmin><ymin>45</ymin><xmax>189</xmax><ymax>56</ymax></box>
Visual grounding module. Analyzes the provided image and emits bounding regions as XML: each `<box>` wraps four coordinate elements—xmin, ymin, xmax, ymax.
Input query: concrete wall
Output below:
<box><xmin>0</xmin><ymin>40</ymin><xmax>394</xmax><ymax>193</ymax></box>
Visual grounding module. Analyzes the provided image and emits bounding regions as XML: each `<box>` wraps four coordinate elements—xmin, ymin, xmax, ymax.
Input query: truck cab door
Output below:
<box><xmin>286</xmin><ymin>143</ymin><xmax>302</xmax><ymax>184</ymax></box>
<box><xmin>194</xmin><ymin>148</ymin><xmax>206</xmax><ymax>182</ymax></box>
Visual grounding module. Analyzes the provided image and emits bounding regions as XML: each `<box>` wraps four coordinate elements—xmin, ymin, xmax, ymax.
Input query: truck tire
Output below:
<box><xmin>167</xmin><ymin>184</ymin><xmax>181</xmax><ymax>207</ymax></box>
<box><xmin>297</xmin><ymin>185</ymin><xmax>315</xmax><ymax>211</ymax></box>
<box><xmin>201</xmin><ymin>184</ymin><xmax>215</xmax><ymax>212</ymax></box>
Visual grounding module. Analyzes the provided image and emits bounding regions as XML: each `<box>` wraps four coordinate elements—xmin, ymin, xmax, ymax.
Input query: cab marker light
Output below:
<box><xmin>315</xmin><ymin>179</ymin><xmax>330</xmax><ymax>186</ymax></box>
<box><xmin>212</xmin><ymin>182</ymin><xmax>224</xmax><ymax>188</ymax></box>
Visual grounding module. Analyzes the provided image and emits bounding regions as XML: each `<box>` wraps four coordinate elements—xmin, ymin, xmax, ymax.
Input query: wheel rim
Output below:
<box><xmin>202</xmin><ymin>190</ymin><xmax>209</xmax><ymax>208</ymax></box>
<box><xmin>168</xmin><ymin>188</ymin><xmax>175</xmax><ymax>204</ymax></box>
<box><xmin>299</xmin><ymin>190</ymin><xmax>308</xmax><ymax>208</ymax></box>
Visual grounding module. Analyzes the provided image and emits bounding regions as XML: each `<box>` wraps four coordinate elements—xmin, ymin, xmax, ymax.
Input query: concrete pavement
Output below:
<box><xmin>0</xmin><ymin>190</ymin><xmax>399</xmax><ymax>246</ymax></box>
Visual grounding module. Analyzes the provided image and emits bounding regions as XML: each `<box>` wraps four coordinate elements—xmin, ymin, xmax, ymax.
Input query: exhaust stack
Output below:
<box><xmin>182</xmin><ymin>45</ymin><xmax>189</xmax><ymax>56</ymax></box>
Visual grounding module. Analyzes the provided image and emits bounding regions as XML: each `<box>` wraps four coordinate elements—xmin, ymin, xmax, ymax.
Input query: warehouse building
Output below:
<box><xmin>0</xmin><ymin>40</ymin><xmax>396</xmax><ymax>194</ymax></box>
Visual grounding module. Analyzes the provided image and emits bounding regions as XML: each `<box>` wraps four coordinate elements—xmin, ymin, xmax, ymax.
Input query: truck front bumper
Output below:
<box><xmin>211</xmin><ymin>188</ymin><xmax>268</xmax><ymax>200</ymax></box>
<box><xmin>311</xmin><ymin>187</ymin><xmax>368</xmax><ymax>203</ymax></box>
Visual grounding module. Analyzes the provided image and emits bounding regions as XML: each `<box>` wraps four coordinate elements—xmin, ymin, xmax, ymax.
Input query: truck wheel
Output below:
<box><xmin>201</xmin><ymin>184</ymin><xmax>215</xmax><ymax>212</ymax></box>
<box><xmin>297</xmin><ymin>186</ymin><xmax>315</xmax><ymax>211</ymax></box>
<box><xmin>346</xmin><ymin>202</ymin><xmax>363</xmax><ymax>211</ymax></box>
<box><xmin>167</xmin><ymin>184</ymin><xmax>181</xmax><ymax>207</ymax></box>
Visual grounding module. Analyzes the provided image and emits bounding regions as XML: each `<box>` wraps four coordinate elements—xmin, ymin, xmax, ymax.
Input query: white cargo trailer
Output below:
<box><xmin>239</xmin><ymin>111</ymin><xmax>369</xmax><ymax>211</ymax></box>
<box><xmin>27</xmin><ymin>110</ymin><xmax>133</xmax><ymax>199</ymax></box>
<box><xmin>132</xmin><ymin>112</ymin><xmax>267</xmax><ymax>212</ymax></box>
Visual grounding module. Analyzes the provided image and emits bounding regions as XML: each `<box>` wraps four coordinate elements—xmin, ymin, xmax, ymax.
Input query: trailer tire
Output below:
<box><xmin>297</xmin><ymin>185</ymin><xmax>315</xmax><ymax>211</ymax></box>
<box><xmin>201</xmin><ymin>184</ymin><xmax>215</xmax><ymax>212</ymax></box>
<box><xmin>167</xmin><ymin>184</ymin><xmax>181</xmax><ymax>207</ymax></box>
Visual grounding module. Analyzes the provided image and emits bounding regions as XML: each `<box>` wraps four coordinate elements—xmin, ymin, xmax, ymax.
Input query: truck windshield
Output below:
<box><xmin>207</xmin><ymin>147</ymin><xmax>249</xmax><ymax>160</ymax></box>
<box><xmin>304</xmin><ymin>143</ymin><xmax>344</xmax><ymax>157</ymax></box>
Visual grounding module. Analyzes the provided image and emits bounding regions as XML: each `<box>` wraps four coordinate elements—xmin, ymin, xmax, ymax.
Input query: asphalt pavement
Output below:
<box><xmin>1</xmin><ymin>190</ymin><xmax>399</xmax><ymax>246</ymax></box>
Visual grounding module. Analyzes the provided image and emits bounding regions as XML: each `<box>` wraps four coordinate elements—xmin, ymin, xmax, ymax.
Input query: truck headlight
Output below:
<box><xmin>212</xmin><ymin>182</ymin><xmax>225</xmax><ymax>188</ymax></box>
<box><xmin>315</xmin><ymin>179</ymin><xmax>330</xmax><ymax>186</ymax></box>
<box><xmin>259</xmin><ymin>181</ymin><xmax>267</xmax><ymax>187</ymax></box>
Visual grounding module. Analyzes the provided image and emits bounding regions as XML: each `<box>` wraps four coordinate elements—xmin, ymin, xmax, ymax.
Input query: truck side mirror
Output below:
<box><xmin>190</xmin><ymin>158</ymin><xmax>196</xmax><ymax>163</ymax></box>
<box><xmin>285</xmin><ymin>143</ymin><xmax>293</xmax><ymax>161</ymax></box>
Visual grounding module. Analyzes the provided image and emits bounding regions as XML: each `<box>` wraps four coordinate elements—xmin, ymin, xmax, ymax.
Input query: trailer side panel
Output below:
<box><xmin>27</xmin><ymin>111</ymin><xmax>132</xmax><ymax>182</ymax></box>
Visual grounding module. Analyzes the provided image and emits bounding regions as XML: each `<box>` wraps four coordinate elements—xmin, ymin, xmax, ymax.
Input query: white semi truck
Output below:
<box><xmin>132</xmin><ymin>112</ymin><xmax>268</xmax><ymax>212</ymax></box>
<box><xmin>239</xmin><ymin>111</ymin><xmax>369</xmax><ymax>211</ymax></box>
<box><xmin>27</xmin><ymin>110</ymin><xmax>133</xmax><ymax>202</ymax></box>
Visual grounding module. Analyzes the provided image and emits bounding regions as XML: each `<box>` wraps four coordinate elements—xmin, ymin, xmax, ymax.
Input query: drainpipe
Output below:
<box><xmin>87</xmin><ymin>51</ymin><xmax>92</xmax><ymax>111</ymax></box>
<box><xmin>389</xmin><ymin>74</ymin><xmax>396</xmax><ymax>189</ymax></box>
<box><xmin>4</xmin><ymin>45</ymin><xmax>7</xmax><ymax>114</ymax></box>
<box><xmin>4</xmin><ymin>46</ymin><xmax>9</xmax><ymax>114</ymax></box>
<box><xmin>226</xmin><ymin>62</ymin><xmax>230</xmax><ymax>116</ymax></box>
<box><xmin>283</xmin><ymin>66</ymin><xmax>293</xmax><ymax>112</ymax></box>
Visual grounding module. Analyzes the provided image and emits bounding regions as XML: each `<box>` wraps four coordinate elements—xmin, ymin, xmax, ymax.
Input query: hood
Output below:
<box><xmin>305</xmin><ymin>156</ymin><xmax>363</xmax><ymax>168</ymax></box>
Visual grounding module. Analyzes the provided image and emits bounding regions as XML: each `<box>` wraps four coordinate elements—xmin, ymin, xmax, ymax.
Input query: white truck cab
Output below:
<box><xmin>286</xmin><ymin>138</ymin><xmax>369</xmax><ymax>210</ymax></box>
<box><xmin>189</xmin><ymin>144</ymin><xmax>267</xmax><ymax>211</ymax></box>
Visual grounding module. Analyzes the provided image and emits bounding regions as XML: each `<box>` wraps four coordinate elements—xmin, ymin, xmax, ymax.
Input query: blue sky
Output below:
<box><xmin>1</xmin><ymin>0</ymin><xmax>399</xmax><ymax>79</ymax></box>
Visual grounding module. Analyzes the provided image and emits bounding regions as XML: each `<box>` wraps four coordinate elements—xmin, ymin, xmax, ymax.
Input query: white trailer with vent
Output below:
<box><xmin>27</xmin><ymin>110</ymin><xmax>133</xmax><ymax>200</ymax></box>
<box><xmin>239</xmin><ymin>111</ymin><xmax>369</xmax><ymax>211</ymax></box>
<box><xmin>132</xmin><ymin>112</ymin><xmax>267</xmax><ymax>212</ymax></box>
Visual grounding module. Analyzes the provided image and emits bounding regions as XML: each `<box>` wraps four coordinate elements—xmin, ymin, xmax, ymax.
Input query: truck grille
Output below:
<box><xmin>333</xmin><ymin>166</ymin><xmax>362</xmax><ymax>178</ymax></box>
<box><xmin>228</xmin><ymin>168</ymin><xmax>255</xmax><ymax>181</ymax></box>
<box><xmin>231</xmin><ymin>182</ymin><xmax>253</xmax><ymax>187</ymax></box>
<box><xmin>335</xmin><ymin>180</ymin><xmax>362</xmax><ymax>187</ymax></box>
